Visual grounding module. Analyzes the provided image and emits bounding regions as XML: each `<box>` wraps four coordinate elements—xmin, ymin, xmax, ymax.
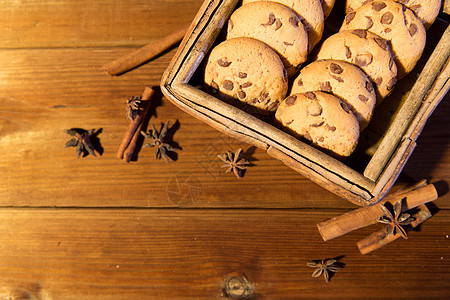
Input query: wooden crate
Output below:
<box><xmin>161</xmin><ymin>0</ymin><xmax>450</xmax><ymax>206</ymax></box>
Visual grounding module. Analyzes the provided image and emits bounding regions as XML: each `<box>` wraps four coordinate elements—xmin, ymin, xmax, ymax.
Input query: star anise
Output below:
<box><xmin>64</xmin><ymin>128</ymin><xmax>97</xmax><ymax>158</ymax></box>
<box><xmin>307</xmin><ymin>258</ymin><xmax>342</xmax><ymax>283</ymax></box>
<box><xmin>141</xmin><ymin>121</ymin><xmax>177</xmax><ymax>163</ymax></box>
<box><xmin>378</xmin><ymin>198</ymin><xmax>416</xmax><ymax>239</ymax></box>
<box><xmin>217</xmin><ymin>148</ymin><xmax>249</xmax><ymax>178</ymax></box>
<box><xmin>126</xmin><ymin>95</ymin><xmax>142</xmax><ymax>121</ymax></box>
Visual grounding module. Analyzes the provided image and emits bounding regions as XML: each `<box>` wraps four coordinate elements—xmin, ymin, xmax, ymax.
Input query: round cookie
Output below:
<box><xmin>291</xmin><ymin>59</ymin><xmax>376</xmax><ymax>130</ymax></box>
<box><xmin>275</xmin><ymin>91</ymin><xmax>360</xmax><ymax>158</ymax></box>
<box><xmin>345</xmin><ymin>0</ymin><xmax>441</xmax><ymax>29</ymax></box>
<box><xmin>340</xmin><ymin>0</ymin><xmax>426</xmax><ymax>78</ymax></box>
<box><xmin>315</xmin><ymin>29</ymin><xmax>397</xmax><ymax>103</ymax></box>
<box><xmin>227</xmin><ymin>1</ymin><xmax>309</xmax><ymax>77</ymax></box>
<box><xmin>242</xmin><ymin>0</ymin><xmax>324</xmax><ymax>51</ymax></box>
<box><xmin>322</xmin><ymin>0</ymin><xmax>337</xmax><ymax>19</ymax></box>
<box><xmin>204</xmin><ymin>37</ymin><xmax>288</xmax><ymax>113</ymax></box>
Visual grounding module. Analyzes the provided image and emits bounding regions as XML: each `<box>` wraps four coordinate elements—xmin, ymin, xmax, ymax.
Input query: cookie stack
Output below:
<box><xmin>204</xmin><ymin>0</ymin><xmax>440</xmax><ymax>159</ymax></box>
<box><xmin>339</xmin><ymin>0</ymin><xmax>428</xmax><ymax>79</ymax></box>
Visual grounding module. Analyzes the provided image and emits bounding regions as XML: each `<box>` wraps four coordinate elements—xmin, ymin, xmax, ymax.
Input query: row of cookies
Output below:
<box><xmin>339</xmin><ymin>0</ymin><xmax>431</xmax><ymax>79</ymax></box>
<box><xmin>204</xmin><ymin>0</ymin><xmax>334</xmax><ymax>114</ymax></box>
<box><xmin>275</xmin><ymin>59</ymin><xmax>375</xmax><ymax>158</ymax></box>
<box><xmin>204</xmin><ymin>1</ymin><xmax>440</xmax><ymax>159</ymax></box>
<box><xmin>292</xmin><ymin>0</ymin><xmax>439</xmax><ymax>130</ymax></box>
<box><xmin>275</xmin><ymin>0</ymin><xmax>441</xmax><ymax>158</ymax></box>
<box><xmin>279</xmin><ymin>29</ymin><xmax>392</xmax><ymax>150</ymax></box>
<box><xmin>228</xmin><ymin>0</ymin><xmax>331</xmax><ymax>76</ymax></box>
<box><xmin>203</xmin><ymin>0</ymin><xmax>362</xmax><ymax>159</ymax></box>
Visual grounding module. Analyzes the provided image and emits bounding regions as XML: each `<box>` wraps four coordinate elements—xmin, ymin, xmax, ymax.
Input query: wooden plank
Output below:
<box><xmin>0</xmin><ymin>0</ymin><xmax>204</xmax><ymax>48</ymax></box>
<box><xmin>0</xmin><ymin>1</ymin><xmax>448</xmax><ymax>210</ymax></box>
<box><xmin>0</xmin><ymin>2</ymin><xmax>448</xmax><ymax>299</ymax></box>
<box><xmin>0</xmin><ymin>208</ymin><xmax>448</xmax><ymax>299</ymax></box>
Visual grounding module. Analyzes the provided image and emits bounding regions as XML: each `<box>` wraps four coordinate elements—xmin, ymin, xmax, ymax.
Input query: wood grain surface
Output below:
<box><xmin>0</xmin><ymin>208</ymin><xmax>449</xmax><ymax>299</ymax></box>
<box><xmin>0</xmin><ymin>0</ymin><xmax>449</xmax><ymax>298</ymax></box>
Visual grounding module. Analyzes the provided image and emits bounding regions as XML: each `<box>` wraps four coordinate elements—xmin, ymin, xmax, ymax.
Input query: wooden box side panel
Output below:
<box><xmin>266</xmin><ymin>147</ymin><xmax>372</xmax><ymax>205</ymax></box>
<box><xmin>372</xmin><ymin>59</ymin><xmax>450</xmax><ymax>200</ymax></box>
<box><xmin>162</xmin><ymin>81</ymin><xmax>376</xmax><ymax>206</ymax></box>
<box><xmin>162</xmin><ymin>0</ymin><xmax>239</xmax><ymax>86</ymax></box>
<box><xmin>364</xmin><ymin>25</ymin><xmax>450</xmax><ymax>181</ymax></box>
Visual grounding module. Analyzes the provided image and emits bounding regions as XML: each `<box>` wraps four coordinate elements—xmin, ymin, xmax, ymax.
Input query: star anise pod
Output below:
<box><xmin>307</xmin><ymin>258</ymin><xmax>342</xmax><ymax>283</ymax></box>
<box><xmin>141</xmin><ymin>121</ymin><xmax>177</xmax><ymax>163</ymax></box>
<box><xmin>126</xmin><ymin>95</ymin><xmax>142</xmax><ymax>121</ymax></box>
<box><xmin>378</xmin><ymin>198</ymin><xmax>416</xmax><ymax>239</ymax></box>
<box><xmin>217</xmin><ymin>148</ymin><xmax>249</xmax><ymax>178</ymax></box>
<box><xmin>64</xmin><ymin>128</ymin><xmax>97</xmax><ymax>158</ymax></box>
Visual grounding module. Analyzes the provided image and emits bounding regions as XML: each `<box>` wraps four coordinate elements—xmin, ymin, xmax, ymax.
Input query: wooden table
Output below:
<box><xmin>0</xmin><ymin>0</ymin><xmax>449</xmax><ymax>298</ymax></box>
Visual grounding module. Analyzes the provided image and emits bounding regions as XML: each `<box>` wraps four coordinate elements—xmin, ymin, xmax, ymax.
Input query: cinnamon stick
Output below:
<box><xmin>357</xmin><ymin>204</ymin><xmax>432</xmax><ymax>255</ymax></box>
<box><xmin>116</xmin><ymin>87</ymin><xmax>154</xmax><ymax>161</ymax></box>
<box><xmin>394</xmin><ymin>178</ymin><xmax>428</xmax><ymax>193</ymax></box>
<box><xmin>317</xmin><ymin>183</ymin><xmax>438</xmax><ymax>241</ymax></box>
<box><xmin>104</xmin><ymin>25</ymin><xmax>188</xmax><ymax>76</ymax></box>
